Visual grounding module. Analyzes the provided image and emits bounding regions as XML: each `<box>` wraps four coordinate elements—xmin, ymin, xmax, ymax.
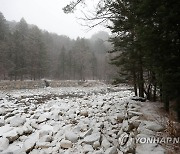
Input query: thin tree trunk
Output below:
<box><xmin>138</xmin><ymin>62</ymin><xmax>144</xmax><ymax>97</ymax></box>
<box><xmin>164</xmin><ymin>94</ymin><xmax>169</xmax><ymax>112</ymax></box>
<box><xmin>162</xmin><ymin>85</ymin><xmax>169</xmax><ymax>112</ymax></box>
<box><xmin>177</xmin><ymin>96</ymin><xmax>180</xmax><ymax>121</ymax></box>
<box><xmin>160</xmin><ymin>84</ymin><xmax>163</xmax><ymax>102</ymax></box>
<box><xmin>153</xmin><ymin>82</ymin><xmax>157</xmax><ymax>102</ymax></box>
<box><xmin>146</xmin><ymin>84</ymin><xmax>152</xmax><ymax>100</ymax></box>
<box><xmin>133</xmin><ymin>71</ymin><xmax>137</xmax><ymax>96</ymax></box>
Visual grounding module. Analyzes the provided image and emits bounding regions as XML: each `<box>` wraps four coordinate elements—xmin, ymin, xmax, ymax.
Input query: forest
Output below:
<box><xmin>63</xmin><ymin>0</ymin><xmax>180</xmax><ymax>119</ymax></box>
<box><xmin>0</xmin><ymin>0</ymin><xmax>180</xmax><ymax>153</ymax></box>
<box><xmin>0</xmin><ymin>12</ymin><xmax>117</xmax><ymax>81</ymax></box>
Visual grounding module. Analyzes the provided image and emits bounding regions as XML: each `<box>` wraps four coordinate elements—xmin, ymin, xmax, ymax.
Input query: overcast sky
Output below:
<box><xmin>0</xmin><ymin>0</ymin><xmax>108</xmax><ymax>39</ymax></box>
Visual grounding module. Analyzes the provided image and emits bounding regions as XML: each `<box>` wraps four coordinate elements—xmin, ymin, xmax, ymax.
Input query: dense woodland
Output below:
<box><xmin>0</xmin><ymin>12</ymin><xmax>117</xmax><ymax>81</ymax></box>
<box><xmin>64</xmin><ymin>0</ymin><xmax>180</xmax><ymax>119</ymax></box>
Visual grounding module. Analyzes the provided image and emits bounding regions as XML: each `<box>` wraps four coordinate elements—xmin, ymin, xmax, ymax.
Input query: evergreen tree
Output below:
<box><xmin>28</xmin><ymin>26</ymin><xmax>47</xmax><ymax>80</ymax></box>
<box><xmin>0</xmin><ymin>12</ymin><xmax>10</xmax><ymax>79</ymax></box>
<box><xmin>12</xmin><ymin>18</ymin><xmax>29</xmax><ymax>80</ymax></box>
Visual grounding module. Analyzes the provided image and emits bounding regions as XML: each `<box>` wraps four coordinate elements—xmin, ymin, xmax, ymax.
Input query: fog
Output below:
<box><xmin>0</xmin><ymin>0</ymin><xmax>107</xmax><ymax>39</ymax></box>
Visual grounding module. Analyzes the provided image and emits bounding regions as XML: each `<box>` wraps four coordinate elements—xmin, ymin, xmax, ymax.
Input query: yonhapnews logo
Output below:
<box><xmin>119</xmin><ymin>133</ymin><xmax>180</xmax><ymax>145</ymax></box>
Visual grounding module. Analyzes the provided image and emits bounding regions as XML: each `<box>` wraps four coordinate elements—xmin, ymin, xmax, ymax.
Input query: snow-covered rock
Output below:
<box><xmin>23</xmin><ymin>133</ymin><xmax>39</xmax><ymax>152</ymax></box>
<box><xmin>0</xmin><ymin>118</ymin><xmax>5</xmax><ymax>127</ymax></box>
<box><xmin>3</xmin><ymin>129</ymin><xmax>19</xmax><ymax>142</ymax></box>
<box><xmin>121</xmin><ymin>120</ymin><xmax>129</xmax><ymax>132</ymax></box>
<box><xmin>10</xmin><ymin>116</ymin><xmax>26</xmax><ymax>127</ymax></box>
<box><xmin>83</xmin><ymin>144</ymin><xmax>94</xmax><ymax>153</ymax></box>
<box><xmin>60</xmin><ymin>139</ymin><xmax>72</xmax><ymax>149</ymax></box>
<box><xmin>0</xmin><ymin>83</ymin><xmax>167</xmax><ymax>154</ymax></box>
<box><xmin>65</xmin><ymin>131</ymin><xmax>79</xmax><ymax>143</ymax></box>
<box><xmin>128</xmin><ymin>111</ymin><xmax>143</xmax><ymax>118</ymax></box>
<box><xmin>36</xmin><ymin>142</ymin><xmax>51</xmax><ymax>149</ymax></box>
<box><xmin>83</xmin><ymin>132</ymin><xmax>101</xmax><ymax>144</ymax></box>
<box><xmin>93</xmin><ymin>141</ymin><xmax>100</xmax><ymax>149</ymax></box>
<box><xmin>37</xmin><ymin>114</ymin><xmax>48</xmax><ymax>123</ymax></box>
<box><xmin>80</xmin><ymin>128</ymin><xmax>93</xmax><ymax>138</ymax></box>
<box><xmin>0</xmin><ymin>108</ymin><xmax>6</xmax><ymax>116</ymax></box>
<box><xmin>116</xmin><ymin>113</ymin><xmax>124</xmax><ymax>123</ymax></box>
<box><xmin>145</xmin><ymin>121</ymin><xmax>164</xmax><ymax>132</ymax></box>
<box><xmin>80</xmin><ymin>110</ymin><xmax>88</xmax><ymax>117</ymax></box>
<box><xmin>0</xmin><ymin>138</ymin><xmax>9</xmax><ymax>151</ymax></box>
<box><xmin>39</xmin><ymin>135</ymin><xmax>53</xmax><ymax>142</ymax></box>
<box><xmin>105</xmin><ymin>146</ymin><xmax>118</xmax><ymax>154</ymax></box>
<box><xmin>102</xmin><ymin>136</ymin><xmax>111</xmax><ymax>150</ymax></box>
<box><xmin>136</xmin><ymin>143</ymin><xmax>165</xmax><ymax>154</ymax></box>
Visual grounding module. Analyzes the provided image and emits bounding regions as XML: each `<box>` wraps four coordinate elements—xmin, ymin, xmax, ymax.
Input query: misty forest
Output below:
<box><xmin>0</xmin><ymin>15</ymin><xmax>116</xmax><ymax>81</ymax></box>
<box><xmin>0</xmin><ymin>0</ymin><xmax>180</xmax><ymax>154</ymax></box>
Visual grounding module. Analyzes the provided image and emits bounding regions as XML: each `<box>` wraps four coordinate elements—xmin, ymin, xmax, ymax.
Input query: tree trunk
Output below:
<box><xmin>160</xmin><ymin>84</ymin><xmax>163</xmax><ymax>102</ymax></box>
<box><xmin>163</xmin><ymin>88</ymin><xmax>169</xmax><ymax>112</ymax></box>
<box><xmin>133</xmin><ymin>71</ymin><xmax>137</xmax><ymax>96</ymax></box>
<box><xmin>138</xmin><ymin>65</ymin><xmax>144</xmax><ymax>97</ymax></box>
<box><xmin>176</xmin><ymin>95</ymin><xmax>180</xmax><ymax>121</ymax></box>
<box><xmin>153</xmin><ymin>82</ymin><xmax>157</xmax><ymax>102</ymax></box>
<box><xmin>164</xmin><ymin>95</ymin><xmax>169</xmax><ymax>112</ymax></box>
<box><xmin>146</xmin><ymin>84</ymin><xmax>152</xmax><ymax>100</ymax></box>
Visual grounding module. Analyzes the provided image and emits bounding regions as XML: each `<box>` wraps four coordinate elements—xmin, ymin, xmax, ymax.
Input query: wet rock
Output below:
<box><xmin>84</xmin><ymin>132</ymin><xmax>101</xmax><ymax>144</ymax></box>
<box><xmin>65</xmin><ymin>131</ymin><xmax>79</xmax><ymax>143</ymax></box>
<box><xmin>10</xmin><ymin>116</ymin><xmax>26</xmax><ymax>127</ymax></box>
<box><xmin>60</xmin><ymin>139</ymin><xmax>72</xmax><ymax>149</ymax></box>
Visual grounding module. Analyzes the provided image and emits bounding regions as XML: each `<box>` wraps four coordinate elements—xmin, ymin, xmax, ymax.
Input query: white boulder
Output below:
<box><xmin>65</xmin><ymin>131</ymin><xmax>79</xmax><ymax>143</ymax></box>
<box><xmin>10</xmin><ymin>116</ymin><xmax>26</xmax><ymax>127</ymax></box>
<box><xmin>0</xmin><ymin>138</ymin><xmax>9</xmax><ymax>151</ymax></box>
<box><xmin>84</xmin><ymin>132</ymin><xmax>101</xmax><ymax>144</ymax></box>
<box><xmin>60</xmin><ymin>139</ymin><xmax>72</xmax><ymax>149</ymax></box>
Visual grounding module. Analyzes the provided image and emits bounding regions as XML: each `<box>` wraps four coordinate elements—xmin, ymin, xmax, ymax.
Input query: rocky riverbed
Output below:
<box><xmin>0</xmin><ymin>83</ymin><xmax>167</xmax><ymax>154</ymax></box>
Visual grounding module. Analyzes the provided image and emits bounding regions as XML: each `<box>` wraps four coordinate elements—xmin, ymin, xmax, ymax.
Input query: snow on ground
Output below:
<box><xmin>0</xmin><ymin>83</ymin><xmax>167</xmax><ymax>154</ymax></box>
